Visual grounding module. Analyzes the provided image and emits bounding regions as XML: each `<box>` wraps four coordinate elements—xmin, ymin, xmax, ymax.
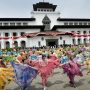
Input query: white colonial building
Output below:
<box><xmin>0</xmin><ymin>2</ymin><xmax>90</xmax><ymax>49</ymax></box>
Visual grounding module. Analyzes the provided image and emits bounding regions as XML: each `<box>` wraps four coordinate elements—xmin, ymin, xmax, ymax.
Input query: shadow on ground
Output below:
<box><xmin>88</xmin><ymin>81</ymin><xmax>90</xmax><ymax>84</ymax></box>
<box><xmin>63</xmin><ymin>78</ymin><xmax>85</xmax><ymax>88</ymax></box>
<box><xmin>53</xmin><ymin>71</ymin><xmax>60</xmax><ymax>75</ymax></box>
<box><xmin>6</xmin><ymin>85</ymin><xmax>43</xmax><ymax>90</ymax></box>
<box><xmin>36</xmin><ymin>80</ymin><xmax>64</xmax><ymax>87</ymax></box>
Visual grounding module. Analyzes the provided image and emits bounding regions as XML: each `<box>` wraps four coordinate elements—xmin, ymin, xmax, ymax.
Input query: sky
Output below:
<box><xmin>0</xmin><ymin>0</ymin><xmax>90</xmax><ymax>18</ymax></box>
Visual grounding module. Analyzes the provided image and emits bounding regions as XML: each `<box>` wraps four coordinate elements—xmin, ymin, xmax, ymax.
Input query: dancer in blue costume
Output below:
<box><xmin>28</xmin><ymin>51</ymin><xmax>38</xmax><ymax>60</ymax></box>
<box><xmin>60</xmin><ymin>53</ymin><xmax>69</xmax><ymax>64</ymax></box>
<box><xmin>11</xmin><ymin>62</ymin><xmax>38</xmax><ymax>90</ymax></box>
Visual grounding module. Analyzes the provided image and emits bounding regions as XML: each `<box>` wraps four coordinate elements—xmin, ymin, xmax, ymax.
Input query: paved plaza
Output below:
<box><xmin>5</xmin><ymin>66</ymin><xmax>90</xmax><ymax>90</ymax></box>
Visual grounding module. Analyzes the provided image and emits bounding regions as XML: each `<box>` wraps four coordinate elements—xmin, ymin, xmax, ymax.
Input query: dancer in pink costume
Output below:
<box><xmin>49</xmin><ymin>51</ymin><xmax>58</xmax><ymax>61</ymax></box>
<box><xmin>27</xmin><ymin>54</ymin><xmax>59</xmax><ymax>90</ymax></box>
<box><xmin>61</xmin><ymin>56</ymin><xmax>83</xmax><ymax>88</ymax></box>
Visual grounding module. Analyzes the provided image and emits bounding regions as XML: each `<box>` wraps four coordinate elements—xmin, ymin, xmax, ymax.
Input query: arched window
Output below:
<box><xmin>5</xmin><ymin>33</ymin><xmax>9</xmax><ymax>37</ymax></box>
<box><xmin>38</xmin><ymin>41</ymin><xmax>41</xmax><ymax>47</ymax></box>
<box><xmin>83</xmin><ymin>31</ymin><xmax>86</xmax><ymax>34</ymax></box>
<box><xmin>89</xmin><ymin>31</ymin><xmax>90</xmax><ymax>34</ymax></box>
<box><xmin>21</xmin><ymin>41</ymin><xmax>26</xmax><ymax>49</ymax></box>
<box><xmin>21</xmin><ymin>32</ymin><xmax>25</xmax><ymax>36</ymax></box>
<box><xmin>71</xmin><ymin>31</ymin><xmax>75</xmax><ymax>34</ymax></box>
<box><xmin>41</xmin><ymin>37</ymin><xmax>44</xmax><ymax>41</ymax></box>
<box><xmin>5</xmin><ymin>41</ymin><xmax>10</xmax><ymax>48</ymax></box>
<box><xmin>77</xmin><ymin>31</ymin><xmax>80</xmax><ymax>34</ymax></box>
<box><xmin>13</xmin><ymin>32</ymin><xmax>17</xmax><ymax>36</ymax></box>
<box><xmin>42</xmin><ymin>15</ymin><xmax>51</xmax><ymax>31</ymax></box>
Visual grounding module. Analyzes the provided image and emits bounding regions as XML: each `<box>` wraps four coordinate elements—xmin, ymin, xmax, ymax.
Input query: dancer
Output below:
<box><xmin>11</xmin><ymin>62</ymin><xmax>38</xmax><ymax>90</ymax></box>
<box><xmin>61</xmin><ymin>56</ymin><xmax>83</xmax><ymax>88</ymax></box>
<box><xmin>28</xmin><ymin>54</ymin><xmax>59</xmax><ymax>90</ymax></box>
<box><xmin>0</xmin><ymin>66</ymin><xmax>14</xmax><ymax>90</ymax></box>
<box><xmin>84</xmin><ymin>58</ymin><xmax>90</xmax><ymax>75</ymax></box>
<box><xmin>60</xmin><ymin>53</ymin><xmax>69</xmax><ymax>64</ymax></box>
<box><xmin>0</xmin><ymin>58</ymin><xmax>6</xmax><ymax>67</ymax></box>
<box><xmin>49</xmin><ymin>51</ymin><xmax>57</xmax><ymax>61</ymax></box>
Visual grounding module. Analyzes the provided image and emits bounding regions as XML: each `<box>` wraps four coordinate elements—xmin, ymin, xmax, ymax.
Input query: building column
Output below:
<box><xmin>75</xmin><ymin>37</ymin><xmax>78</xmax><ymax>45</ymax></box>
<box><xmin>80</xmin><ymin>37</ymin><xmax>83</xmax><ymax>44</ymax></box>
<box><xmin>18</xmin><ymin>41</ymin><xmax>21</xmax><ymax>47</ymax></box>
<box><xmin>1</xmin><ymin>40</ymin><xmax>5</xmax><ymax>49</ymax></box>
<box><xmin>1</xmin><ymin>32</ymin><xmax>5</xmax><ymax>49</ymax></box>
<box><xmin>18</xmin><ymin>32</ymin><xmax>21</xmax><ymax>37</ymax></box>
<box><xmin>81</xmin><ymin>37</ymin><xmax>84</xmax><ymax>44</ymax></box>
<box><xmin>87</xmin><ymin>36</ymin><xmax>89</xmax><ymax>44</ymax></box>
<box><xmin>9</xmin><ymin>32</ymin><xmax>13</xmax><ymax>48</ymax></box>
<box><xmin>17</xmin><ymin>32</ymin><xmax>20</xmax><ymax>47</ymax></box>
<box><xmin>26</xmin><ymin>38</ymin><xmax>29</xmax><ymax>48</ymax></box>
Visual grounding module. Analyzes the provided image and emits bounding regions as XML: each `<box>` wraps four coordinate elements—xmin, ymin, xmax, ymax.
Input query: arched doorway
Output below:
<box><xmin>78</xmin><ymin>38</ymin><xmax>81</xmax><ymax>45</ymax></box>
<box><xmin>83</xmin><ymin>38</ymin><xmax>87</xmax><ymax>44</ymax></box>
<box><xmin>14</xmin><ymin>41</ymin><xmax>18</xmax><ymax>48</ymax></box>
<box><xmin>21</xmin><ymin>41</ymin><xmax>26</xmax><ymax>49</ymax></box>
<box><xmin>72</xmin><ymin>39</ymin><xmax>76</xmax><ymax>45</ymax></box>
<box><xmin>46</xmin><ymin>39</ymin><xmax>58</xmax><ymax>47</ymax></box>
<box><xmin>5</xmin><ymin>41</ymin><xmax>10</xmax><ymax>48</ymax></box>
<box><xmin>0</xmin><ymin>42</ymin><xmax>1</xmax><ymax>49</ymax></box>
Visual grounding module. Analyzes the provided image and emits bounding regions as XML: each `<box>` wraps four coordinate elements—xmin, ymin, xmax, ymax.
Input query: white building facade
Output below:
<box><xmin>0</xmin><ymin>2</ymin><xmax>90</xmax><ymax>49</ymax></box>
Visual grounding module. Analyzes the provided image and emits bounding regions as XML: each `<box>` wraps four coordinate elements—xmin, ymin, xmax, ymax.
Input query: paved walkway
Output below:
<box><xmin>5</xmin><ymin>66</ymin><xmax>90</xmax><ymax>90</ymax></box>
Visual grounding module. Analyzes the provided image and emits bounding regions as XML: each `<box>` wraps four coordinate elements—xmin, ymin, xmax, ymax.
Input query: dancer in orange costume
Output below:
<box><xmin>0</xmin><ymin>67</ymin><xmax>14</xmax><ymax>90</ymax></box>
<box><xmin>0</xmin><ymin>58</ymin><xmax>14</xmax><ymax>90</ymax></box>
<box><xmin>84</xmin><ymin>58</ymin><xmax>90</xmax><ymax>75</ymax></box>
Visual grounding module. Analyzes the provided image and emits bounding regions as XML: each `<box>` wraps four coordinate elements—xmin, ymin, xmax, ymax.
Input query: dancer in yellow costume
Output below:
<box><xmin>0</xmin><ymin>67</ymin><xmax>14</xmax><ymax>90</ymax></box>
<box><xmin>84</xmin><ymin>58</ymin><xmax>90</xmax><ymax>75</ymax></box>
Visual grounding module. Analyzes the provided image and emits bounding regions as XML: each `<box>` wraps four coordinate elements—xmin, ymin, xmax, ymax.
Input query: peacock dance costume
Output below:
<box><xmin>11</xmin><ymin>62</ymin><xmax>38</xmax><ymax>90</ymax></box>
